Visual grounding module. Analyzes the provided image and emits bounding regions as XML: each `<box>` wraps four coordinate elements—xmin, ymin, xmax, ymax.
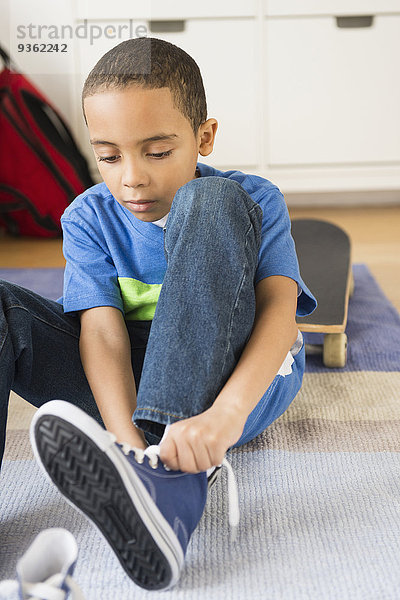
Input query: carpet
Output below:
<box><xmin>1</xmin><ymin>265</ymin><xmax>400</xmax><ymax>599</ymax></box>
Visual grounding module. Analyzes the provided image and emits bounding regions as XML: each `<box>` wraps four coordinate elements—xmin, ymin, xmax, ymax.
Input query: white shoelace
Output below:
<box><xmin>0</xmin><ymin>573</ymin><xmax>84</xmax><ymax>600</ymax></box>
<box><xmin>120</xmin><ymin>443</ymin><xmax>162</xmax><ymax>469</ymax></box>
<box><xmin>120</xmin><ymin>443</ymin><xmax>240</xmax><ymax>540</ymax></box>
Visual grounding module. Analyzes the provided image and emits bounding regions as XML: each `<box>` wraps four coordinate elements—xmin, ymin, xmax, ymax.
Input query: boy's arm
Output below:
<box><xmin>160</xmin><ymin>275</ymin><xmax>299</xmax><ymax>473</ymax></box>
<box><xmin>79</xmin><ymin>306</ymin><xmax>147</xmax><ymax>449</ymax></box>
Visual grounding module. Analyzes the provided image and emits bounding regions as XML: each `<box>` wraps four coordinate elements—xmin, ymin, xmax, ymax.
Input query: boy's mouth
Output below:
<box><xmin>124</xmin><ymin>200</ymin><xmax>156</xmax><ymax>212</ymax></box>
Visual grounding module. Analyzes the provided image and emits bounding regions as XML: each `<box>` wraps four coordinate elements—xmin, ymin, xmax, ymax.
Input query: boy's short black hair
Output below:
<box><xmin>82</xmin><ymin>37</ymin><xmax>207</xmax><ymax>135</ymax></box>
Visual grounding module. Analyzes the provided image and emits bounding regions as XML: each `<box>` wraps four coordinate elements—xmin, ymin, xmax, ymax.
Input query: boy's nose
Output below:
<box><xmin>122</xmin><ymin>161</ymin><xmax>150</xmax><ymax>188</ymax></box>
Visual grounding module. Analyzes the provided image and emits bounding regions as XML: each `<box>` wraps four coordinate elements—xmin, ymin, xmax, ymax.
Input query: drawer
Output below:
<box><xmin>76</xmin><ymin>18</ymin><xmax>260</xmax><ymax>169</ymax></box>
<box><xmin>76</xmin><ymin>0</ymin><xmax>257</xmax><ymax>20</ymax></box>
<box><xmin>265</xmin><ymin>0</ymin><xmax>400</xmax><ymax>17</ymax></box>
<box><xmin>265</xmin><ymin>15</ymin><xmax>400</xmax><ymax>166</ymax></box>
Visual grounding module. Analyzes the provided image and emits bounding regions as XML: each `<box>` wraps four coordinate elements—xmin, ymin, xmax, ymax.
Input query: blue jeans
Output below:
<box><xmin>0</xmin><ymin>177</ymin><xmax>305</xmax><ymax>464</ymax></box>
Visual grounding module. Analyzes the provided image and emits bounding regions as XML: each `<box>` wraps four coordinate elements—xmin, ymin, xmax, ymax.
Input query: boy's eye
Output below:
<box><xmin>148</xmin><ymin>151</ymin><xmax>172</xmax><ymax>159</ymax></box>
<box><xmin>97</xmin><ymin>155</ymin><xmax>119</xmax><ymax>163</ymax></box>
<box><xmin>96</xmin><ymin>151</ymin><xmax>172</xmax><ymax>163</ymax></box>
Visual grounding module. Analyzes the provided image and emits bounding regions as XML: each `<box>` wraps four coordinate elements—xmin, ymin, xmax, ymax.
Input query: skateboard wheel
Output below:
<box><xmin>323</xmin><ymin>333</ymin><xmax>347</xmax><ymax>368</ymax></box>
<box><xmin>349</xmin><ymin>272</ymin><xmax>355</xmax><ymax>297</ymax></box>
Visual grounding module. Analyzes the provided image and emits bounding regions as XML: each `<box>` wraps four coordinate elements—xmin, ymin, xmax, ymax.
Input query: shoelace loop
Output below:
<box><xmin>120</xmin><ymin>443</ymin><xmax>162</xmax><ymax>470</ymax></box>
<box><xmin>220</xmin><ymin>458</ymin><xmax>240</xmax><ymax>540</ymax></box>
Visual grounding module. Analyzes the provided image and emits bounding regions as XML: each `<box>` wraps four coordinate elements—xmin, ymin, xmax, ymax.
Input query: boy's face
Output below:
<box><xmin>84</xmin><ymin>85</ymin><xmax>217</xmax><ymax>222</ymax></box>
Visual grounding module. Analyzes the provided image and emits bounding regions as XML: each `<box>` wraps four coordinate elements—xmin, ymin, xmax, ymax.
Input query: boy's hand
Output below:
<box><xmin>159</xmin><ymin>405</ymin><xmax>247</xmax><ymax>473</ymax></box>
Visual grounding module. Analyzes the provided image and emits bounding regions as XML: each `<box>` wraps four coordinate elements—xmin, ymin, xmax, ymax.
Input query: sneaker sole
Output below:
<box><xmin>30</xmin><ymin>402</ymin><xmax>184</xmax><ymax>591</ymax></box>
<box><xmin>207</xmin><ymin>466</ymin><xmax>222</xmax><ymax>488</ymax></box>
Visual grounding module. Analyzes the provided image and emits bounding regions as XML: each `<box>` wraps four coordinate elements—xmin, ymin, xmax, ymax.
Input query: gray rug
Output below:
<box><xmin>1</xmin><ymin>265</ymin><xmax>400</xmax><ymax>599</ymax></box>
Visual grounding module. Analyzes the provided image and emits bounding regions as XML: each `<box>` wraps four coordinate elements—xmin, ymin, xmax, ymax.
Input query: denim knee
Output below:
<box><xmin>167</xmin><ymin>177</ymin><xmax>263</xmax><ymax>252</ymax></box>
<box><xmin>172</xmin><ymin>176</ymin><xmax>260</xmax><ymax>219</ymax></box>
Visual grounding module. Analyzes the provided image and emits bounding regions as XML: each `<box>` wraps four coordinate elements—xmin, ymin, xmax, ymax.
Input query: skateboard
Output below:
<box><xmin>291</xmin><ymin>218</ymin><xmax>353</xmax><ymax>368</ymax></box>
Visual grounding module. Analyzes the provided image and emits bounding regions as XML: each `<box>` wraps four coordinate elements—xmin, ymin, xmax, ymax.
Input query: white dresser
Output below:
<box><xmin>5</xmin><ymin>0</ymin><xmax>400</xmax><ymax>199</ymax></box>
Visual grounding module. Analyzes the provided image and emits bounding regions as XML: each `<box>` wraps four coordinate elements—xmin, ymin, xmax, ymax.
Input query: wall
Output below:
<box><xmin>1</xmin><ymin>0</ymin><xmax>399</xmax><ymax>204</ymax></box>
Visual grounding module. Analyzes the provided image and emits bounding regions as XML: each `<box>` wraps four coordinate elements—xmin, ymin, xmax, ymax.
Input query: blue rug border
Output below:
<box><xmin>0</xmin><ymin>267</ymin><xmax>64</xmax><ymax>301</ymax></box>
<box><xmin>304</xmin><ymin>263</ymin><xmax>400</xmax><ymax>372</ymax></box>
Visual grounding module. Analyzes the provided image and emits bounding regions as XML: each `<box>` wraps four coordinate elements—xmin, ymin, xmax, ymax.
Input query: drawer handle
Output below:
<box><xmin>149</xmin><ymin>20</ymin><xmax>185</xmax><ymax>33</ymax></box>
<box><xmin>335</xmin><ymin>15</ymin><xmax>374</xmax><ymax>28</ymax></box>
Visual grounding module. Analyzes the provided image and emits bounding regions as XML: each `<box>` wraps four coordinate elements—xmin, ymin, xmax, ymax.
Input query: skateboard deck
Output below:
<box><xmin>291</xmin><ymin>218</ymin><xmax>353</xmax><ymax>367</ymax></box>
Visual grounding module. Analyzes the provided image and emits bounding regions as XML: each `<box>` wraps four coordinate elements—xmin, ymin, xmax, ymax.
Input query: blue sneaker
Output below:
<box><xmin>0</xmin><ymin>528</ymin><xmax>84</xmax><ymax>599</ymax></box>
<box><xmin>29</xmin><ymin>401</ymin><xmax>234</xmax><ymax>591</ymax></box>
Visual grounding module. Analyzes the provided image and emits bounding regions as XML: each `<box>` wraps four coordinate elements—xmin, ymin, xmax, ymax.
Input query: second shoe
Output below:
<box><xmin>0</xmin><ymin>528</ymin><xmax>84</xmax><ymax>599</ymax></box>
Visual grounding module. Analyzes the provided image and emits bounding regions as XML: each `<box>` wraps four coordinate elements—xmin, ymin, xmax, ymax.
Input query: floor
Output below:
<box><xmin>1</xmin><ymin>203</ymin><xmax>399</xmax><ymax>599</ymax></box>
<box><xmin>0</xmin><ymin>204</ymin><xmax>399</xmax><ymax>313</ymax></box>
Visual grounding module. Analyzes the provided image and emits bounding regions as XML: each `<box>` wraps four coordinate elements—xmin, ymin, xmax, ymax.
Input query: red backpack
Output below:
<box><xmin>0</xmin><ymin>45</ymin><xmax>94</xmax><ymax>237</ymax></box>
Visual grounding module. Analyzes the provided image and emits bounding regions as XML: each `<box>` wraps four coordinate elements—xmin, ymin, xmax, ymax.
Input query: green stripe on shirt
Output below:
<box><xmin>118</xmin><ymin>277</ymin><xmax>162</xmax><ymax>320</ymax></box>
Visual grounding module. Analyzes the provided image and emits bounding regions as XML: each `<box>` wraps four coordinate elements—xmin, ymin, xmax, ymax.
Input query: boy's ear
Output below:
<box><xmin>198</xmin><ymin>119</ymin><xmax>218</xmax><ymax>157</ymax></box>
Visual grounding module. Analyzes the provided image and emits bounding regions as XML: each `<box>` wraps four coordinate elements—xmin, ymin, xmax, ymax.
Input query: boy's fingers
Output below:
<box><xmin>161</xmin><ymin>434</ymin><xmax>205</xmax><ymax>473</ymax></box>
<box><xmin>174</xmin><ymin>437</ymin><xmax>201</xmax><ymax>473</ymax></box>
<box><xmin>190</xmin><ymin>441</ymin><xmax>214</xmax><ymax>473</ymax></box>
<box><xmin>159</xmin><ymin>418</ymin><xmax>227</xmax><ymax>472</ymax></box>
<box><xmin>159</xmin><ymin>436</ymin><xmax>180</xmax><ymax>470</ymax></box>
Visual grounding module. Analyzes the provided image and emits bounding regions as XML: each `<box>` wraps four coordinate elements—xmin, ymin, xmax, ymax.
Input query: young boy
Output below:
<box><xmin>2</xmin><ymin>37</ymin><xmax>316</xmax><ymax>591</ymax></box>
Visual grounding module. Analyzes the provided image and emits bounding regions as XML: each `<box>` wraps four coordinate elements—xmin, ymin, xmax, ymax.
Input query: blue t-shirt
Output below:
<box><xmin>59</xmin><ymin>162</ymin><xmax>317</xmax><ymax>319</ymax></box>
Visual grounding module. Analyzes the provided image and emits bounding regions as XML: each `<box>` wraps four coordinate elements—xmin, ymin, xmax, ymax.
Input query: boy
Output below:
<box><xmin>1</xmin><ymin>37</ymin><xmax>316</xmax><ymax>591</ymax></box>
